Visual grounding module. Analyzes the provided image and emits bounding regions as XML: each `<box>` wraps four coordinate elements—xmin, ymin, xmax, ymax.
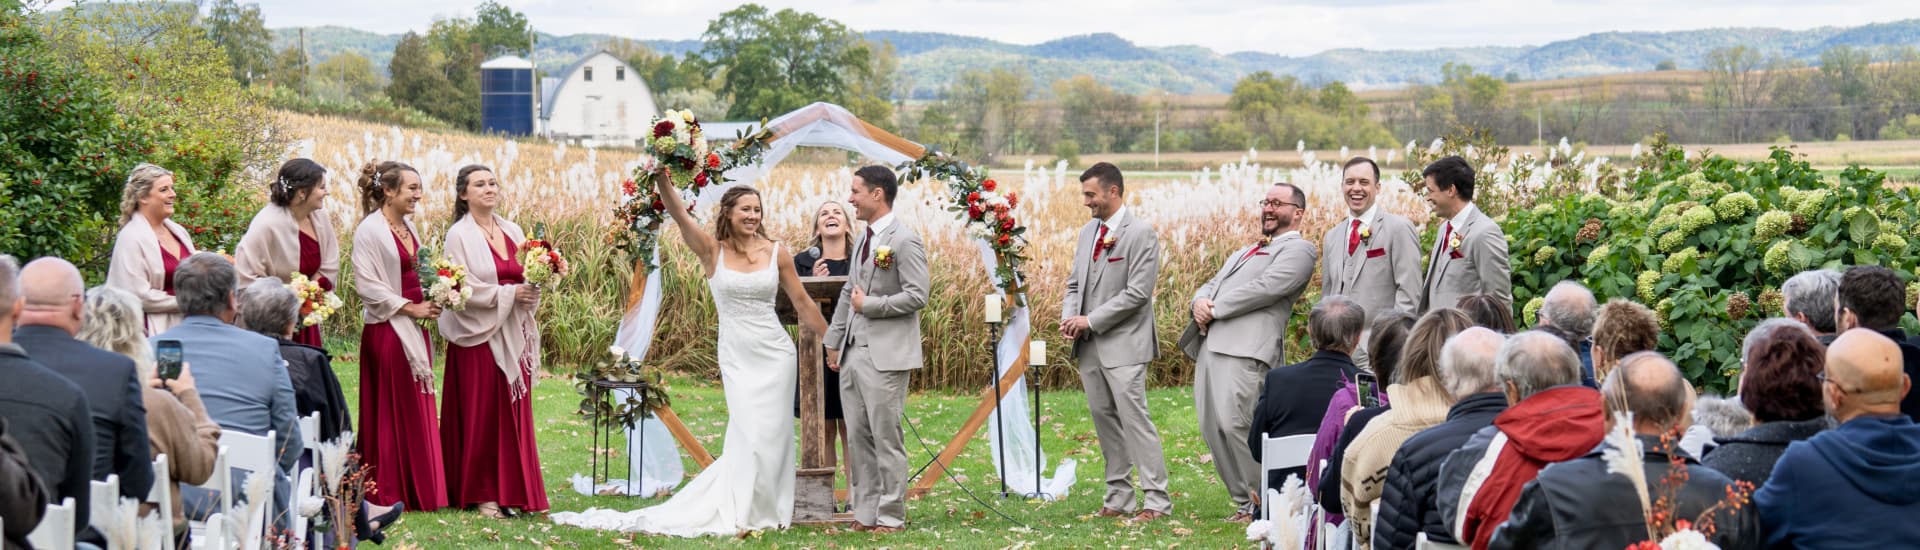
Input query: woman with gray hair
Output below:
<box><xmin>77</xmin><ymin>285</ymin><xmax>221</xmax><ymax>545</ymax></box>
<box><xmin>105</xmin><ymin>163</ymin><xmax>198</xmax><ymax>335</ymax></box>
<box><xmin>236</xmin><ymin>278</ymin><xmax>353</xmax><ymax>444</ymax></box>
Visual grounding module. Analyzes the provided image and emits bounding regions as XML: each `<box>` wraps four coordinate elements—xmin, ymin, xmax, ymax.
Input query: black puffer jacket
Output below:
<box><xmin>1701</xmin><ymin>417</ymin><xmax>1830</xmax><ymax>487</ymax></box>
<box><xmin>1372</xmin><ymin>392</ymin><xmax>1507</xmax><ymax>550</ymax></box>
<box><xmin>1487</xmin><ymin>435</ymin><xmax>1760</xmax><ymax>550</ymax></box>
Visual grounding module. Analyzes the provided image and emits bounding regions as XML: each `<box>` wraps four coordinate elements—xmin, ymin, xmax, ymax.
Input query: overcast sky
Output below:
<box><xmin>59</xmin><ymin>0</ymin><xmax>1920</xmax><ymax>56</ymax></box>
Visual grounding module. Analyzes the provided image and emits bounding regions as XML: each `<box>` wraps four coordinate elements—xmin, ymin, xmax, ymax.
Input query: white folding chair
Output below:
<box><xmin>26</xmin><ymin>497</ymin><xmax>76</xmax><ymax>550</ymax></box>
<box><xmin>187</xmin><ymin>446</ymin><xmax>231</xmax><ymax>547</ymax></box>
<box><xmin>1417</xmin><ymin>532</ymin><xmax>1470</xmax><ymax>550</ymax></box>
<box><xmin>294</xmin><ymin>412</ymin><xmax>321</xmax><ymax>549</ymax></box>
<box><xmin>150</xmin><ymin>454</ymin><xmax>176</xmax><ymax>550</ymax></box>
<box><xmin>1259</xmin><ymin>433</ymin><xmax>1316</xmax><ymax>520</ymax></box>
<box><xmin>199</xmin><ymin>513</ymin><xmax>230</xmax><ymax>550</ymax></box>
<box><xmin>216</xmin><ymin>430</ymin><xmax>277</xmax><ymax>550</ymax></box>
<box><xmin>90</xmin><ymin>474</ymin><xmax>121</xmax><ymax>536</ymax></box>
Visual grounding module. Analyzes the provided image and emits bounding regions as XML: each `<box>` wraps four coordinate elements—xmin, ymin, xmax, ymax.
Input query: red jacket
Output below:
<box><xmin>1444</xmin><ymin>385</ymin><xmax>1605</xmax><ymax>550</ymax></box>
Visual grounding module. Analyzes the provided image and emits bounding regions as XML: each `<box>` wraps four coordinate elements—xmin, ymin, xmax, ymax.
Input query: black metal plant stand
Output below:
<box><xmin>589</xmin><ymin>379</ymin><xmax>651</xmax><ymax>496</ymax></box>
<box><xmin>1030</xmin><ymin>358</ymin><xmax>1050</xmax><ymax>500</ymax></box>
<box><xmin>987</xmin><ymin>321</ymin><xmax>1010</xmax><ymax>498</ymax></box>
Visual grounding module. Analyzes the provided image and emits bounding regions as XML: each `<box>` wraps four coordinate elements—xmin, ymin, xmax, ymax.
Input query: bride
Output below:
<box><xmin>552</xmin><ymin>176</ymin><xmax>828</xmax><ymax>536</ymax></box>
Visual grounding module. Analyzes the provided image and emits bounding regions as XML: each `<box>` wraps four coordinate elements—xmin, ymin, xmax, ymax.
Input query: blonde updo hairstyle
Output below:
<box><xmin>118</xmin><ymin>163</ymin><xmax>176</xmax><ymax>226</ymax></box>
<box><xmin>357</xmin><ymin>160</ymin><xmax>417</xmax><ymax>216</ymax></box>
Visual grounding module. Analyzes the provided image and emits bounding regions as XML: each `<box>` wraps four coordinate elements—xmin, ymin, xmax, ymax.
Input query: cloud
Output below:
<box><xmin>51</xmin><ymin>0</ymin><xmax>1920</xmax><ymax>56</ymax></box>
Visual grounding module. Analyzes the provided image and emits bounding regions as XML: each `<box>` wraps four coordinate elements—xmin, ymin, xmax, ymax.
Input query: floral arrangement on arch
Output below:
<box><xmin>612</xmin><ymin>109</ymin><xmax>773</xmax><ymax>271</ymax></box>
<box><xmin>897</xmin><ymin>149</ymin><xmax>1030</xmax><ymax>304</ymax></box>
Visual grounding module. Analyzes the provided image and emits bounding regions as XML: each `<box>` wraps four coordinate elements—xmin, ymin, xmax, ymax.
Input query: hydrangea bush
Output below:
<box><xmin>1505</xmin><ymin>137</ymin><xmax>1920</xmax><ymax>393</ymax></box>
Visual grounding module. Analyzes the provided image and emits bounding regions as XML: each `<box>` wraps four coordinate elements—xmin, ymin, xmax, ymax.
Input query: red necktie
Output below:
<box><xmin>1440</xmin><ymin>222</ymin><xmax>1455</xmax><ymax>253</ymax></box>
<box><xmin>1093</xmin><ymin>225</ymin><xmax>1110</xmax><ymax>261</ymax></box>
<box><xmin>1347</xmin><ymin>219</ymin><xmax>1363</xmax><ymax>255</ymax></box>
<box><xmin>859</xmin><ymin>227</ymin><xmax>874</xmax><ymax>263</ymax></box>
<box><xmin>1242</xmin><ymin>241</ymin><xmax>1262</xmax><ymax>261</ymax></box>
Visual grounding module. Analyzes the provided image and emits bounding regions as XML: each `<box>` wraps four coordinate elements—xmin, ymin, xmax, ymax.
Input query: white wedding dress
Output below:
<box><xmin>552</xmin><ymin>246</ymin><xmax>797</xmax><ymax>536</ymax></box>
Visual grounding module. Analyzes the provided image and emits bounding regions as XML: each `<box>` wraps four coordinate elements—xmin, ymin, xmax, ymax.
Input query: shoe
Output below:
<box><xmin>1095</xmin><ymin>507</ymin><xmax>1127</xmax><ymax>518</ymax></box>
<box><xmin>357</xmin><ymin>502</ymin><xmax>405</xmax><ymax>544</ymax></box>
<box><xmin>870</xmin><ymin>526</ymin><xmax>905</xmax><ymax>534</ymax></box>
<box><xmin>849</xmin><ymin>522</ymin><xmax>872</xmax><ymax>532</ymax></box>
<box><xmin>1226</xmin><ymin>511</ymin><xmax>1255</xmax><ymax>523</ymax></box>
<box><xmin>1130</xmin><ymin>510</ymin><xmax>1170</xmax><ymax>522</ymax></box>
<box><xmin>476</xmin><ymin>502</ymin><xmax>508</xmax><ymax>520</ymax></box>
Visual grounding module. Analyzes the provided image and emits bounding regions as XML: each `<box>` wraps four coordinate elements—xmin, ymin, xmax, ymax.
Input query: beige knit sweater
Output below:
<box><xmin>1340</xmin><ymin>376</ymin><xmax>1453</xmax><ymax>550</ymax></box>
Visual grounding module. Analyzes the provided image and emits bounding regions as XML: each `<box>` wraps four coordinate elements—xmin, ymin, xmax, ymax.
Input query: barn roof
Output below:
<box><xmin>539</xmin><ymin>50</ymin><xmax>650</xmax><ymax>122</ymax></box>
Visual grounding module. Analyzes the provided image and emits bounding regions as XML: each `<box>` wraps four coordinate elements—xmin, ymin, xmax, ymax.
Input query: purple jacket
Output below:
<box><xmin>1307</xmin><ymin>376</ymin><xmax>1387</xmax><ymax>491</ymax></box>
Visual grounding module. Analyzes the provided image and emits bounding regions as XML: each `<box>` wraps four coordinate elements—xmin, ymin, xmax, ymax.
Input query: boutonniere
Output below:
<box><xmin>1257</xmin><ymin>235</ymin><xmax>1272</xmax><ymax>247</ymax></box>
<box><xmin>1100</xmin><ymin>234</ymin><xmax>1117</xmax><ymax>249</ymax></box>
<box><xmin>1447</xmin><ymin>231</ymin><xmax>1463</xmax><ymax>250</ymax></box>
<box><xmin>874</xmin><ymin>245</ymin><xmax>895</xmax><ymax>269</ymax></box>
<box><xmin>1359</xmin><ymin>224</ymin><xmax>1373</xmax><ymax>242</ymax></box>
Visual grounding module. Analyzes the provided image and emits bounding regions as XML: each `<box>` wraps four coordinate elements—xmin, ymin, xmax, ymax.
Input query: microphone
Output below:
<box><xmin>805</xmin><ymin>246</ymin><xmax>821</xmax><ymax>259</ymax></box>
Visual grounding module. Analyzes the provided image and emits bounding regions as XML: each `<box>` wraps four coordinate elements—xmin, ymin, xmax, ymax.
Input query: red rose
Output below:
<box><xmin>437</xmin><ymin>269</ymin><xmax>451</xmax><ymax>278</ymax></box>
<box><xmin>967</xmin><ymin>191</ymin><xmax>981</xmax><ymax>204</ymax></box>
<box><xmin>681</xmin><ymin>157</ymin><xmax>697</xmax><ymax>171</ymax></box>
<box><xmin>1000</xmin><ymin>217</ymin><xmax>1015</xmax><ymax>231</ymax></box>
<box><xmin>707</xmin><ymin>153</ymin><xmax>721</xmax><ymax>169</ymax></box>
<box><xmin>967</xmin><ymin>205</ymin><xmax>984</xmax><ymax>220</ymax></box>
<box><xmin>651</xmin><ymin>199</ymin><xmax>666</xmax><ymax>212</ymax></box>
<box><xmin>997</xmin><ymin>234</ymin><xmax>1010</xmax><ymax>246</ymax></box>
<box><xmin>982</xmin><ymin>179</ymin><xmax>997</xmax><ymax>192</ymax></box>
<box><xmin>653</xmin><ymin>121</ymin><xmax>674</xmax><ymax>138</ymax></box>
<box><xmin>622</xmin><ymin>180</ymin><xmax>637</xmax><ymax>195</ymax></box>
<box><xmin>694</xmin><ymin>171</ymin><xmax>709</xmax><ymax>188</ymax></box>
<box><xmin>1007</xmin><ymin>192</ymin><xmax>1019</xmax><ymax>209</ymax></box>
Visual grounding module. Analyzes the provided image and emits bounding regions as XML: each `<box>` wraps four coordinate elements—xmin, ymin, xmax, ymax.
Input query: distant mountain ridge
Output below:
<box><xmin>271</xmin><ymin>19</ymin><xmax>1920</xmax><ymax>98</ymax></box>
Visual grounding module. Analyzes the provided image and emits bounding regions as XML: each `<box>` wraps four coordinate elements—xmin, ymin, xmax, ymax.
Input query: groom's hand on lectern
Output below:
<box><xmin>850</xmin><ymin>286</ymin><xmax>867</xmax><ymax>312</ymax></box>
<box><xmin>826</xmin><ymin>348</ymin><xmax>842</xmax><ymax>372</ymax></box>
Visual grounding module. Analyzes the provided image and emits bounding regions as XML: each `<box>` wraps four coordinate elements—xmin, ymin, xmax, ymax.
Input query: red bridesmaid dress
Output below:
<box><xmin>295</xmin><ymin>231</ymin><xmax>330</xmax><ymax>348</ymax></box>
<box><xmin>440</xmin><ymin>237</ymin><xmax>549</xmax><ymax>512</ymax></box>
<box><xmin>356</xmin><ymin>232</ymin><xmax>449</xmax><ymax>511</ymax></box>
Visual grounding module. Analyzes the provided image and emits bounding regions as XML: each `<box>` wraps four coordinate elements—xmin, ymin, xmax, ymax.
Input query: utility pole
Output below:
<box><xmin>299</xmin><ymin>28</ymin><xmax>309</xmax><ymax>97</ymax></box>
<box><xmin>1536</xmin><ymin>104</ymin><xmax>1543</xmax><ymax>147</ymax></box>
<box><xmin>1153</xmin><ymin>91</ymin><xmax>1163</xmax><ymax>169</ymax></box>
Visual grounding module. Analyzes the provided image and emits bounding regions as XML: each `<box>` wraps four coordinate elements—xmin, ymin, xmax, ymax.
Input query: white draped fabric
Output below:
<box><xmin>598</xmin><ymin>101</ymin><xmax>1071</xmax><ymax>499</ymax></box>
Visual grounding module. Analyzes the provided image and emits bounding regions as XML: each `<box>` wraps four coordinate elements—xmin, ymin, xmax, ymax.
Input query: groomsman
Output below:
<box><xmin>1062</xmin><ymin>162</ymin><xmax>1172</xmax><ymax>522</ymax></box>
<box><xmin>826</xmin><ymin>165</ymin><xmax>929</xmax><ymax>533</ymax></box>
<box><xmin>1420</xmin><ymin>155</ymin><xmax>1512</xmax><ymax>312</ymax></box>
<box><xmin>1320</xmin><ymin>157</ymin><xmax>1424</xmax><ymax>366</ymax></box>
<box><xmin>1179</xmin><ymin>182</ymin><xmax>1318</xmax><ymax>521</ymax></box>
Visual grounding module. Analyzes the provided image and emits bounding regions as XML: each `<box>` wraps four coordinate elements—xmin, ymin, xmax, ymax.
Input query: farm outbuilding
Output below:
<box><xmin>538</xmin><ymin>50</ymin><xmax>660</xmax><ymax>147</ymax></box>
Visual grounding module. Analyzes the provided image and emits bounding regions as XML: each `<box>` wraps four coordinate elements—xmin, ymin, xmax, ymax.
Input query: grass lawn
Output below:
<box><xmin>328</xmin><ymin>353</ymin><xmax>1259</xmax><ymax>548</ymax></box>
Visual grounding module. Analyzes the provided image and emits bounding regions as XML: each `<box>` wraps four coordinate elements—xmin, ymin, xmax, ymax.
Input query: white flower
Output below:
<box><xmin>1296</xmin><ymin>140</ymin><xmax>1305</xmax><ymax>153</ymax></box>
<box><xmin>1558</xmin><ymin>136</ymin><xmax>1573</xmax><ymax>156</ymax></box>
<box><xmin>1245</xmin><ymin>520</ymin><xmax>1273</xmax><ymax>541</ymax></box>
<box><xmin>1631</xmin><ymin>142</ymin><xmax>1643</xmax><ymax>159</ymax></box>
<box><xmin>609</xmin><ymin>345</ymin><xmax>626</xmax><ymax>358</ymax></box>
<box><xmin>1428</xmin><ymin>138</ymin><xmax>1444</xmax><ymax>154</ymax></box>
<box><xmin>1405</xmin><ymin>140</ymin><xmax>1417</xmax><ymax>154</ymax></box>
<box><xmin>1659</xmin><ymin>528</ymin><xmax>1718</xmax><ymax>550</ymax></box>
<box><xmin>1464</xmin><ymin>144</ymin><xmax>1476</xmax><ymax>157</ymax></box>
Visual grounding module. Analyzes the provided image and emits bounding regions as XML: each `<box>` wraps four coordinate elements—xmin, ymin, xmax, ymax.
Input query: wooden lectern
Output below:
<box><xmin>775</xmin><ymin>275</ymin><xmax>848</xmax><ymax>524</ymax></box>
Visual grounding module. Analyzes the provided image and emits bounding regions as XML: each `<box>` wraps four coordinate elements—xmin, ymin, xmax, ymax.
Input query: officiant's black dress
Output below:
<box><xmin>792</xmin><ymin>249</ymin><xmax>847</xmax><ymax>420</ymax></box>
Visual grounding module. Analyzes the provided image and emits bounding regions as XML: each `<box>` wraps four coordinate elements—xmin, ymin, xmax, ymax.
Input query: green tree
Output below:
<box><xmin>1656</xmin><ymin>59</ymin><xmax>1678</xmax><ymax>71</ymax></box>
<box><xmin>203</xmin><ymin>0</ymin><xmax>272</xmax><ymax>84</ymax></box>
<box><xmin>423</xmin><ymin>17</ymin><xmax>482</xmax><ymax>130</ymax></box>
<box><xmin>700</xmin><ymin>4</ymin><xmax>873</xmax><ymax>120</ymax></box>
<box><xmin>607</xmin><ymin>38</ymin><xmax>710</xmax><ymax>94</ymax></box>
<box><xmin>472</xmin><ymin>0</ymin><xmax>532</xmax><ymax>57</ymax></box>
<box><xmin>386</xmin><ymin>32</ymin><xmax>457</xmax><ymax>122</ymax></box>
<box><xmin>937</xmin><ymin>67</ymin><xmax>1031</xmax><ymax>160</ymax></box>
<box><xmin>843</xmin><ymin>40</ymin><xmax>899</xmax><ymax>130</ymax></box>
<box><xmin>272</xmin><ymin>45</ymin><xmax>307</xmax><ymax>91</ymax></box>
<box><xmin>311</xmin><ymin>51</ymin><xmax>382</xmax><ymax>102</ymax></box>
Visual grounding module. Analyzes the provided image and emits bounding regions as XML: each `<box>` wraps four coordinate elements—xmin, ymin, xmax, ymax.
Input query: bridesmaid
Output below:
<box><xmin>106</xmin><ymin>162</ymin><xmax>198</xmax><ymax>336</ymax></box>
<box><xmin>437</xmin><ymin>165</ymin><xmax>549</xmax><ymax>519</ymax></box>
<box><xmin>351</xmin><ymin>160</ymin><xmax>448</xmax><ymax>512</ymax></box>
<box><xmin>792</xmin><ymin>200</ymin><xmax>854</xmax><ymax>495</ymax></box>
<box><xmin>234</xmin><ymin>158</ymin><xmax>341</xmax><ymax>348</ymax></box>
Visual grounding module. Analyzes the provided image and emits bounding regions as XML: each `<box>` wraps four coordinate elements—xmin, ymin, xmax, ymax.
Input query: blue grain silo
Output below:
<box><xmin>480</xmin><ymin>55</ymin><xmax>536</xmax><ymax>136</ymax></box>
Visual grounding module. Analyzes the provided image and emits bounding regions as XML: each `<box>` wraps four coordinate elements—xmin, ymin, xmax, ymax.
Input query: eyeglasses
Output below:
<box><xmin>1817</xmin><ymin>372</ymin><xmax>1859</xmax><ymax>395</ymax></box>
<box><xmin>1259</xmin><ymin>199</ymin><xmax>1300</xmax><ymax>209</ymax></box>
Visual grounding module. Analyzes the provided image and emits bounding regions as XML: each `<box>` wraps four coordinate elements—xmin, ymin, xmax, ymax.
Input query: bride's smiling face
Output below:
<box><xmin>730</xmin><ymin>193</ymin><xmax>763</xmax><ymax>235</ymax></box>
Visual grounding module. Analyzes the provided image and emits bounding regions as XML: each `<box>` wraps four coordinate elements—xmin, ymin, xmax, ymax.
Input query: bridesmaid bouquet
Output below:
<box><xmin>285</xmin><ymin>273</ymin><xmax>344</xmax><ymax>327</ymax></box>
<box><xmin>519</xmin><ymin>224</ymin><xmax>568</xmax><ymax>288</ymax></box>
<box><xmin>415</xmin><ymin>246</ymin><xmax>472</xmax><ymax>311</ymax></box>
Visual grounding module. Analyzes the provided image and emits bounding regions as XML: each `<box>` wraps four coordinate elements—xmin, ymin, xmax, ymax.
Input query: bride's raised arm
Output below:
<box><xmin>775</xmin><ymin>243</ymin><xmax>828</xmax><ymax>337</ymax></box>
<box><xmin>654</xmin><ymin>172</ymin><xmax>719</xmax><ymax>273</ymax></box>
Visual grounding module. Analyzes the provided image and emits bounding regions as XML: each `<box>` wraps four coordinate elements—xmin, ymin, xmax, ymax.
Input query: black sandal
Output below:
<box><xmin>357</xmin><ymin>502</ymin><xmax>405</xmax><ymax>544</ymax></box>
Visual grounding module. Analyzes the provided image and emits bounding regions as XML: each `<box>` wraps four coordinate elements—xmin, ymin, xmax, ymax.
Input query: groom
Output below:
<box><xmin>826</xmin><ymin>165</ymin><xmax>929</xmax><ymax>533</ymax></box>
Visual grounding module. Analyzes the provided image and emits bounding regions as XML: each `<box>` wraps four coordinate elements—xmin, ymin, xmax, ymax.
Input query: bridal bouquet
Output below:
<box><xmin>285</xmin><ymin>273</ymin><xmax>344</xmax><ymax>327</ymax></box>
<box><xmin>415</xmin><ymin>246</ymin><xmax>472</xmax><ymax>311</ymax></box>
<box><xmin>612</xmin><ymin>109</ymin><xmax>771</xmax><ymax>271</ymax></box>
<box><xmin>519</xmin><ymin>224</ymin><xmax>568</xmax><ymax>288</ymax></box>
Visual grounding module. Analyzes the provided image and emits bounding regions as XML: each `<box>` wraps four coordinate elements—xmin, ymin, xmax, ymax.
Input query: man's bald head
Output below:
<box><xmin>18</xmin><ymin>257</ymin><xmax>84</xmax><ymax>333</ymax></box>
<box><xmin>1825</xmin><ymin>328</ymin><xmax>1911</xmax><ymax>421</ymax></box>
<box><xmin>1441</xmin><ymin>327</ymin><xmax>1506</xmax><ymax>398</ymax></box>
<box><xmin>1603</xmin><ymin>351</ymin><xmax>1692</xmax><ymax>435</ymax></box>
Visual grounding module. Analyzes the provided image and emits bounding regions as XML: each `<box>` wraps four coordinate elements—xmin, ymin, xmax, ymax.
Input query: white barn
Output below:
<box><xmin>539</xmin><ymin>50</ymin><xmax>659</xmax><ymax>147</ymax></box>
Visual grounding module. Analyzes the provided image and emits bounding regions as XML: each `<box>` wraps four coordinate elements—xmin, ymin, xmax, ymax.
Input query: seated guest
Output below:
<box><xmin>78</xmin><ymin>285</ymin><xmax>222</xmax><ymax>542</ymax></box>
<box><xmin>1679</xmin><ymin>393</ymin><xmax>1751</xmax><ymax>459</ymax></box>
<box><xmin>1834</xmin><ymin>265</ymin><xmax>1920</xmax><ymax>418</ymax></box>
<box><xmin>236</xmin><ymin>278</ymin><xmax>352</xmax><ymax>443</ymax></box>
<box><xmin>1455</xmin><ymin>294</ymin><xmax>1514</xmax><ymax>334</ymax></box>
<box><xmin>1703</xmin><ymin>318</ymin><xmax>1828</xmax><ymax>486</ymax></box>
<box><xmin>1533</xmin><ymin>281</ymin><xmax>1598</xmax><ymax>387</ymax></box>
<box><xmin>1757</xmin><ymin>329</ymin><xmax>1920</xmax><ymax>548</ymax></box>
<box><xmin>1490</xmin><ymin>352</ymin><xmax>1759</xmax><ymax>549</ymax></box>
<box><xmin>1591</xmin><ymin>299</ymin><xmax>1660</xmax><ymax>387</ymax></box>
<box><xmin>151</xmin><ymin>253</ymin><xmax>301</xmax><ymax>527</ymax></box>
<box><xmin>1249</xmin><ymin>296</ymin><xmax>1365</xmax><ymax>490</ymax></box>
<box><xmin>15</xmin><ymin>258</ymin><xmax>155</xmax><ymax>503</ymax></box>
<box><xmin>1373</xmin><ymin>327</ymin><xmax>1507</xmax><ymax>549</ymax></box>
<box><xmin>1</xmin><ymin>419</ymin><xmax>49</xmax><ymax>550</ymax></box>
<box><xmin>0</xmin><ymin>255</ymin><xmax>94</xmax><ymax>539</ymax></box>
<box><xmin>1780</xmin><ymin>268</ymin><xmax>1842</xmax><ymax>345</ymax></box>
<box><xmin>1308</xmin><ymin>311</ymin><xmax>1415</xmax><ymax>523</ymax></box>
<box><xmin>1435</xmin><ymin>331</ymin><xmax>1601</xmax><ymax>550</ymax></box>
<box><xmin>1342</xmin><ymin>309</ymin><xmax>1477</xmax><ymax>548</ymax></box>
